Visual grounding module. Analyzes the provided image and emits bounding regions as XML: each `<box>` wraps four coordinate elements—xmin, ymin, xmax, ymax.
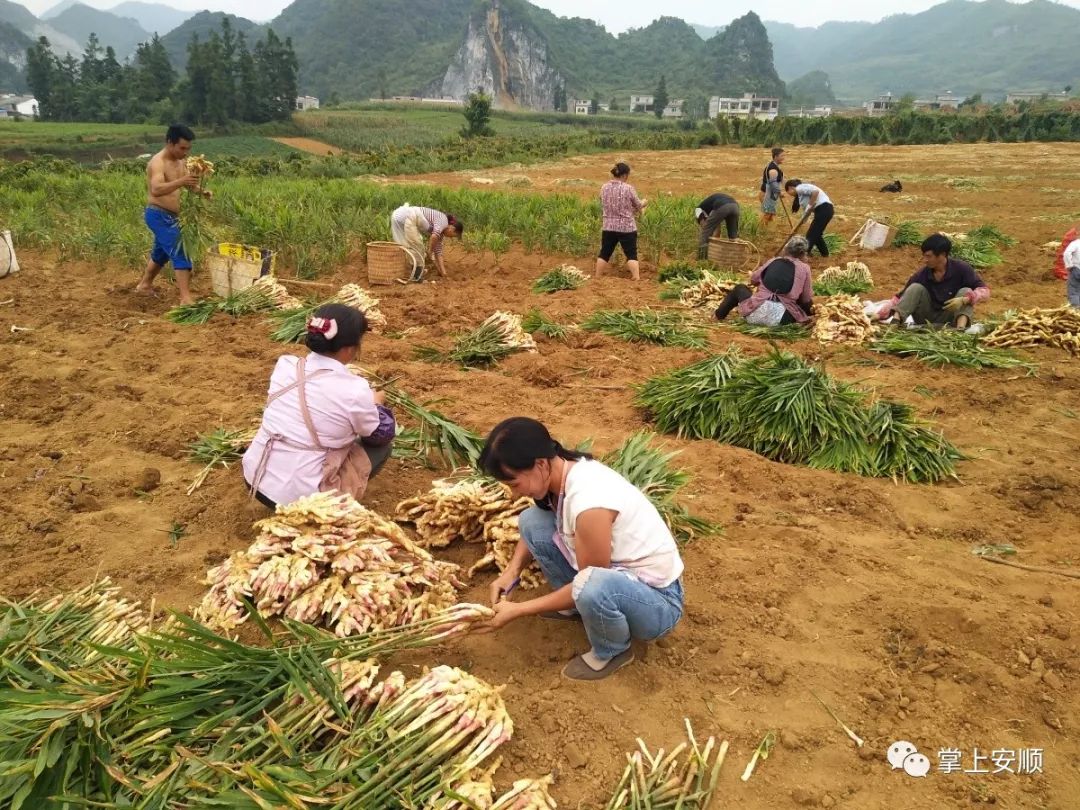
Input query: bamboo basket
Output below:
<box><xmin>207</xmin><ymin>243</ymin><xmax>275</xmax><ymax>297</ymax></box>
<box><xmin>367</xmin><ymin>241</ymin><xmax>417</xmax><ymax>285</ymax></box>
<box><xmin>707</xmin><ymin>237</ymin><xmax>758</xmax><ymax>271</ymax></box>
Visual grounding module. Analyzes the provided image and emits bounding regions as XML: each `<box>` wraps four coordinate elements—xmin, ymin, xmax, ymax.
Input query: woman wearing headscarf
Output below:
<box><xmin>713</xmin><ymin>236</ymin><xmax>814</xmax><ymax>327</ymax></box>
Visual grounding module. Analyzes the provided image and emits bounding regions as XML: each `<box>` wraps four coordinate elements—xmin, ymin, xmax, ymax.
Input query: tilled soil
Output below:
<box><xmin>1</xmin><ymin>142</ymin><xmax>1078</xmax><ymax>808</ymax></box>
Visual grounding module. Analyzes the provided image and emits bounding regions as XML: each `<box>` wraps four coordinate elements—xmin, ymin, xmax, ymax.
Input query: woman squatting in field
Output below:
<box><xmin>242</xmin><ymin>303</ymin><xmax>396</xmax><ymax>510</ymax></box>
<box><xmin>713</xmin><ymin>235</ymin><xmax>815</xmax><ymax>327</ymax></box>
<box><xmin>480</xmin><ymin>417</ymin><xmax>685</xmax><ymax>681</ymax></box>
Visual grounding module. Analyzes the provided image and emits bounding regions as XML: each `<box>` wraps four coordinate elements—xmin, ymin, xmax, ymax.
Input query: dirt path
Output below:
<box><xmin>272</xmin><ymin>136</ymin><xmax>344</xmax><ymax>156</ymax></box>
<box><xmin>1</xmin><ymin>143</ymin><xmax>1079</xmax><ymax>807</ymax></box>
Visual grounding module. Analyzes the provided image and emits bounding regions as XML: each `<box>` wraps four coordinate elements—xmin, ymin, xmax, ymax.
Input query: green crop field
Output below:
<box><xmin>294</xmin><ymin>105</ymin><xmax>682</xmax><ymax>151</ymax></box>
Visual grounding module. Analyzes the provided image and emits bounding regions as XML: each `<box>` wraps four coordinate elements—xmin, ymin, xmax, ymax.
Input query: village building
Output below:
<box><xmin>708</xmin><ymin>93</ymin><xmax>780</xmax><ymax>121</ymax></box>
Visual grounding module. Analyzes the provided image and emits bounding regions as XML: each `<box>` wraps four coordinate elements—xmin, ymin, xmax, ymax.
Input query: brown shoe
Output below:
<box><xmin>561</xmin><ymin>649</ymin><xmax>635</xmax><ymax>681</ymax></box>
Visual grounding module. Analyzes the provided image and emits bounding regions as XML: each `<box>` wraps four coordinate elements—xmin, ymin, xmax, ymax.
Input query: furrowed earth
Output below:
<box><xmin>1</xmin><ymin>143</ymin><xmax>1078</xmax><ymax>809</ymax></box>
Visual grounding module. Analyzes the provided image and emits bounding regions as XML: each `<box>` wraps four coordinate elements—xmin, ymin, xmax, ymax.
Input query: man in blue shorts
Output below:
<box><xmin>135</xmin><ymin>124</ymin><xmax>210</xmax><ymax>304</ymax></box>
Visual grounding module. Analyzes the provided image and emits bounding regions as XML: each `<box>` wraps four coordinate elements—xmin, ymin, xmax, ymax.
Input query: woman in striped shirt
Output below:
<box><xmin>596</xmin><ymin>162</ymin><xmax>648</xmax><ymax>281</ymax></box>
<box><xmin>390</xmin><ymin>204</ymin><xmax>464</xmax><ymax>280</ymax></box>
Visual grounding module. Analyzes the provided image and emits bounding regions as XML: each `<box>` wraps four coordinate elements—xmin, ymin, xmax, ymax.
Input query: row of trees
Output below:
<box><xmin>25</xmin><ymin>19</ymin><xmax>298</xmax><ymax>125</ymax></box>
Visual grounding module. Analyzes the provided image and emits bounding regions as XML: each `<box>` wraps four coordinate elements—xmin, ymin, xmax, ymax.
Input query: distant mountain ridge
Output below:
<box><xmin>2</xmin><ymin>0</ymin><xmax>1079</xmax><ymax>108</ymax></box>
<box><xmin>159</xmin><ymin>10</ymin><xmax>266</xmax><ymax>70</ymax></box>
<box><xmin>763</xmin><ymin>0</ymin><xmax>1080</xmax><ymax>98</ymax></box>
<box><xmin>48</xmin><ymin>2</ymin><xmax>147</xmax><ymax>58</ymax></box>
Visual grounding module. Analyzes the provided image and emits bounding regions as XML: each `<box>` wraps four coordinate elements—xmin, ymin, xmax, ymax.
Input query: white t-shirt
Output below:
<box><xmin>558</xmin><ymin>460</ymin><xmax>684</xmax><ymax>588</ymax></box>
<box><xmin>1064</xmin><ymin>238</ymin><xmax>1080</xmax><ymax>270</ymax></box>
<box><xmin>795</xmin><ymin>183</ymin><xmax>831</xmax><ymax>210</ymax></box>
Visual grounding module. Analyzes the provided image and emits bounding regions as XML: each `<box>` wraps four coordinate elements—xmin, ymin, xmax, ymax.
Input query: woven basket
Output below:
<box><xmin>367</xmin><ymin>241</ymin><xmax>416</xmax><ymax>285</ymax></box>
<box><xmin>707</xmin><ymin>237</ymin><xmax>758</xmax><ymax>271</ymax></box>
<box><xmin>207</xmin><ymin>243</ymin><xmax>275</xmax><ymax>297</ymax></box>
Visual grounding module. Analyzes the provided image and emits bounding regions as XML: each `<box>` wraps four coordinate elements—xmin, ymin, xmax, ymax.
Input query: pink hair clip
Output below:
<box><xmin>307</xmin><ymin>317</ymin><xmax>339</xmax><ymax>339</ymax></box>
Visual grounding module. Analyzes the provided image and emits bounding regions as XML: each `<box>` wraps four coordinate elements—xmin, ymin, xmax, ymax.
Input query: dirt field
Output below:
<box><xmin>1</xmin><ymin>143</ymin><xmax>1079</xmax><ymax>809</ymax></box>
<box><xmin>272</xmin><ymin>136</ymin><xmax>345</xmax><ymax>155</ymax></box>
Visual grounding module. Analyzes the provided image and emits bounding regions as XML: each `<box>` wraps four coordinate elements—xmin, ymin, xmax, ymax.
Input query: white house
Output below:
<box><xmin>863</xmin><ymin>93</ymin><xmax>897</xmax><ymax>116</ymax></box>
<box><xmin>661</xmin><ymin>99</ymin><xmax>685</xmax><ymax>119</ymax></box>
<box><xmin>1006</xmin><ymin>91</ymin><xmax>1070</xmax><ymax>104</ymax></box>
<box><xmin>788</xmin><ymin>105</ymin><xmax>833</xmax><ymax>118</ymax></box>
<box><xmin>0</xmin><ymin>95</ymin><xmax>38</xmax><ymax>117</ymax></box>
<box><xmin>709</xmin><ymin>93</ymin><xmax>779</xmax><ymax>121</ymax></box>
<box><xmin>295</xmin><ymin>95</ymin><xmax>320</xmax><ymax>111</ymax></box>
<box><xmin>935</xmin><ymin>92</ymin><xmax>962</xmax><ymax>110</ymax></box>
<box><xmin>629</xmin><ymin>94</ymin><xmax>654</xmax><ymax>113</ymax></box>
<box><xmin>573</xmin><ymin>99</ymin><xmax>591</xmax><ymax>115</ymax></box>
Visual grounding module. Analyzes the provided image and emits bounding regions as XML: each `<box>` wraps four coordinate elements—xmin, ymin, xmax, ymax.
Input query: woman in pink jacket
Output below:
<box><xmin>713</xmin><ymin>236</ymin><xmax>814</xmax><ymax>326</ymax></box>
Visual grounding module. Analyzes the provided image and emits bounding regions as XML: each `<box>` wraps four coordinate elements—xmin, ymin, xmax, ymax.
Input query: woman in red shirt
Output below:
<box><xmin>596</xmin><ymin>162</ymin><xmax>648</xmax><ymax>281</ymax></box>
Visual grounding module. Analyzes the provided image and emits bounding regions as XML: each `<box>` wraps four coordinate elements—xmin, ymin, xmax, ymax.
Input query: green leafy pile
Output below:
<box><xmin>531</xmin><ymin>264</ymin><xmax>588</xmax><ymax>294</ymax></box>
<box><xmin>603</xmin><ymin>431</ymin><xmax>720</xmax><ymax>543</ymax></box>
<box><xmin>892</xmin><ymin>221</ymin><xmax>923</xmax><ymax>247</ymax></box>
<box><xmin>582</xmin><ymin>309</ymin><xmax>708</xmax><ymax>348</ymax></box>
<box><xmin>870</xmin><ymin>327</ymin><xmax>1036</xmax><ymax>371</ymax></box>
<box><xmin>0</xmin><ymin>581</ymin><xmax>500</xmax><ymax>810</ymax></box>
<box><xmin>521</xmin><ymin>307</ymin><xmax>569</xmax><ymax>340</ymax></box>
<box><xmin>636</xmin><ymin>349</ymin><xmax>962</xmax><ymax>483</ymax></box>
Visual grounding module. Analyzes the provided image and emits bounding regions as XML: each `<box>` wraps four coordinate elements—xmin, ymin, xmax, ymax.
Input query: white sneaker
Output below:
<box><xmin>965</xmin><ymin>323</ymin><xmax>986</xmax><ymax>336</ymax></box>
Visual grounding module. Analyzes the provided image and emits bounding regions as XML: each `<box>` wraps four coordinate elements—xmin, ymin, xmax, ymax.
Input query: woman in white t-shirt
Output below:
<box><xmin>479</xmin><ymin>417</ymin><xmax>685</xmax><ymax>681</ymax></box>
<box><xmin>784</xmin><ymin>178</ymin><xmax>835</xmax><ymax>258</ymax></box>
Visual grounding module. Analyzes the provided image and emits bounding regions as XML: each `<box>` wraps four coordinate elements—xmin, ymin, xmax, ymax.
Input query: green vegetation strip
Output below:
<box><xmin>636</xmin><ymin>349</ymin><xmax>962</xmax><ymax>483</ymax></box>
<box><xmin>870</xmin><ymin>327</ymin><xmax>1035</xmax><ymax>371</ymax></box>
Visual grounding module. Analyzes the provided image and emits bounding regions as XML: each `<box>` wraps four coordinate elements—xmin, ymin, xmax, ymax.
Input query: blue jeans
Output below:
<box><xmin>517</xmin><ymin>506</ymin><xmax>684</xmax><ymax>660</ymax></box>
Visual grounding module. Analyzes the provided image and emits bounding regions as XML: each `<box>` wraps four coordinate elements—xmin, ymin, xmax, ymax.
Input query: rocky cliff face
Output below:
<box><xmin>437</xmin><ymin>1</ymin><xmax>562</xmax><ymax>111</ymax></box>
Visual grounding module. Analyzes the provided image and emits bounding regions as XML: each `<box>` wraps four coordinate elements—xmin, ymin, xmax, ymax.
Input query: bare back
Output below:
<box><xmin>146</xmin><ymin>148</ymin><xmax>188</xmax><ymax>213</ymax></box>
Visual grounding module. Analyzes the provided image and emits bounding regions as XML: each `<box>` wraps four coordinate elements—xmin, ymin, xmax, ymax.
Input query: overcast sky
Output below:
<box><xmin>20</xmin><ymin>0</ymin><xmax>1080</xmax><ymax>30</ymax></box>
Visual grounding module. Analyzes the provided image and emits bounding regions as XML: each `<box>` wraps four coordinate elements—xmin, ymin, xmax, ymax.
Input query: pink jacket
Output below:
<box><xmin>738</xmin><ymin>258</ymin><xmax>814</xmax><ymax>323</ymax></box>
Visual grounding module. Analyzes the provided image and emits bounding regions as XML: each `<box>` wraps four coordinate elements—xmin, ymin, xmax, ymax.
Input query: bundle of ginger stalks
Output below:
<box><xmin>197</xmin><ymin>491</ymin><xmax>466</xmax><ymax>635</ymax></box>
<box><xmin>396</xmin><ymin>475</ymin><xmax>544</xmax><ymax>588</ymax></box>
<box><xmin>0</xmin><ymin>579</ymin><xmax>517</xmax><ymax>810</ymax></box>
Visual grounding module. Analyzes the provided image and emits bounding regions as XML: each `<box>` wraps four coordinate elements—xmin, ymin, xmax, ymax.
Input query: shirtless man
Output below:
<box><xmin>135</xmin><ymin>124</ymin><xmax>211</xmax><ymax>304</ymax></box>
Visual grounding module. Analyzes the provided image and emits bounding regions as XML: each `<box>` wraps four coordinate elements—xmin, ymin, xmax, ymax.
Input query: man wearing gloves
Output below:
<box><xmin>877</xmin><ymin>234</ymin><xmax>990</xmax><ymax>329</ymax></box>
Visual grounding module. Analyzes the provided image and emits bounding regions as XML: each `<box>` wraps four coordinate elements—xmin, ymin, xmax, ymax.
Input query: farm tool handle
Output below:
<box><xmin>780</xmin><ymin>193</ymin><xmax>796</xmax><ymax>229</ymax></box>
<box><xmin>776</xmin><ymin>218</ymin><xmax>804</xmax><ymax>255</ymax></box>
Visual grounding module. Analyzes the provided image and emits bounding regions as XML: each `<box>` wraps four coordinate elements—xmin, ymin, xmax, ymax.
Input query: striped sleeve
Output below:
<box><xmin>422</xmin><ymin>208</ymin><xmax>449</xmax><ymax>256</ymax></box>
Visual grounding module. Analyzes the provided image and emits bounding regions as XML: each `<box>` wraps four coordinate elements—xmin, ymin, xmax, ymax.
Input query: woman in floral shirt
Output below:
<box><xmin>596</xmin><ymin>162</ymin><xmax>647</xmax><ymax>281</ymax></box>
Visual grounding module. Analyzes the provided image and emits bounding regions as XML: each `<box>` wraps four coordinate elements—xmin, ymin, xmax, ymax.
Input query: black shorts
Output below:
<box><xmin>599</xmin><ymin>230</ymin><xmax>638</xmax><ymax>262</ymax></box>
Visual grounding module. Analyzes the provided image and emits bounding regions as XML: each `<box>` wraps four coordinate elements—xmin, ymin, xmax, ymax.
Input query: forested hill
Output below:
<box><xmin>159</xmin><ymin>10</ymin><xmax>266</xmax><ymax>70</ymax></box>
<box><xmin>269</xmin><ymin>0</ymin><xmax>784</xmax><ymax>104</ymax></box>
<box><xmin>762</xmin><ymin>0</ymin><xmax>1080</xmax><ymax>98</ymax></box>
